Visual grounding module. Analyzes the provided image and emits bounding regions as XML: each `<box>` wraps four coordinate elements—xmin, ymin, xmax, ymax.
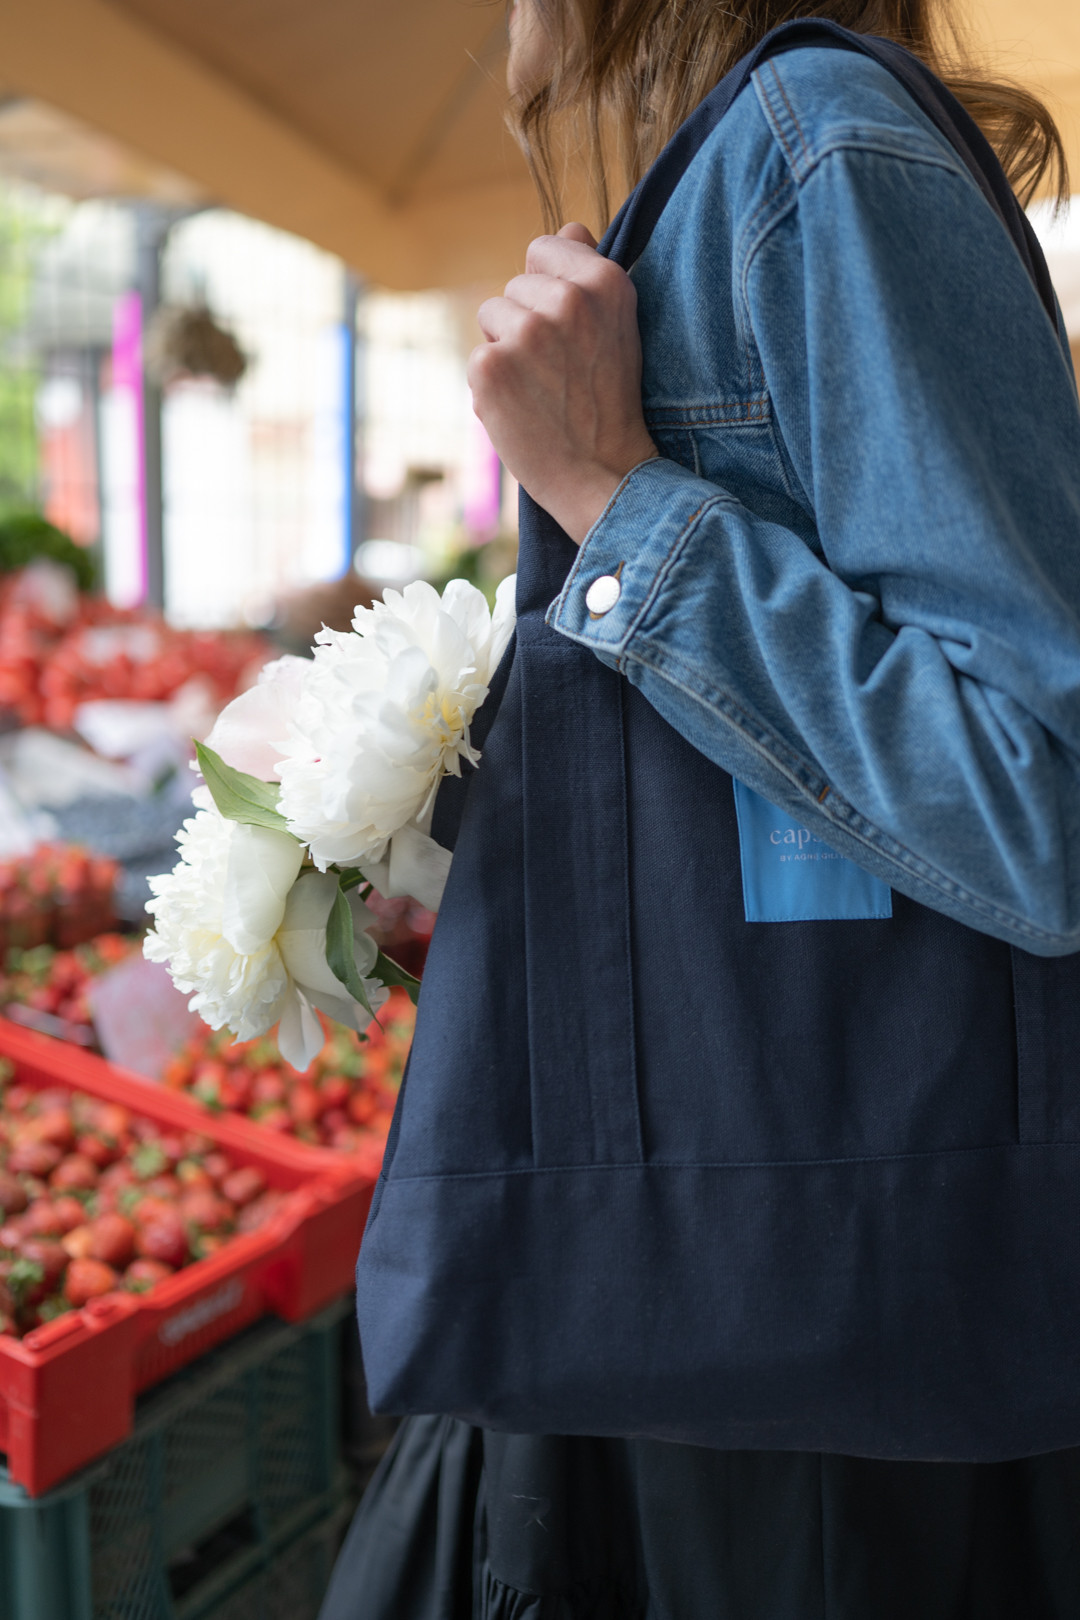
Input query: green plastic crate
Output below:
<box><xmin>0</xmin><ymin>1299</ymin><xmax>352</xmax><ymax>1620</ymax></box>
<box><xmin>182</xmin><ymin>1495</ymin><xmax>353</xmax><ymax>1620</ymax></box>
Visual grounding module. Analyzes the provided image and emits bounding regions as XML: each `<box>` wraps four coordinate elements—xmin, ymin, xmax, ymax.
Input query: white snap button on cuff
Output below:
<box><xmin>585</xmin><ymin>574</ymin><xmax>622</xmax><ymax>616</ymax></box>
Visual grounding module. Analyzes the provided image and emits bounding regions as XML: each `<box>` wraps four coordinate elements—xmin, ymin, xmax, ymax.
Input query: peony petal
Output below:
<box><xmin>222</xmin><ymin>824</ymin><xmax>303</xmax><ymax>954</ymax></box>
<box><xmin>279</xmin><ymin>926</ymin><xmax>346</xmax><ymax>1000</ymax></box>
<box><xmin>279</xmin><ymin>869</ymin><xmax>339</xmax><ymax>933</ymax></box>
<box><xmin>357</xmin><ymin>850</ymin><xmax>392</xmax><ymax>900</ymax></box>
<box><xmin>486</xmin><ymin>573</ymin><xmax>517</xmax><ymax>676</ymax></box>
<box><xmin>440</xmin><ymin>578</ymin><xmax>492</xmax><ymax>656</ymax></box>
<box><xmin>277</xmin><ymin>871</ymin><xmax>379</xmax><ymax>999</ymax></box>
<box><xmin>305</xmin><ymin>986</ymin><xmax>366</xmax><ymax>1030</ymax></box>
<box><xmin>203</xmin><ymin>656</ymin><xmax>310</xmax><ymax>781</ymax></box>
<box><xmin>277</xmin><ymin>989</ymin><xmax>325</xmax><ymax>1072</ymax></box>
<box><xmin>387</xmin><ymin>823</ymin><xmax>452</xmax><ymax>912</ymax></box>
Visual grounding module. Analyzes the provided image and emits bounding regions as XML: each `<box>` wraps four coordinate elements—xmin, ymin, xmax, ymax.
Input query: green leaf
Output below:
<box><xmin>195</xmin><ymin>741</ymin><xmax>289</xmax><ymax>833</ymax></box>
<box><xmin>37</xmin><ymin>1296</ymin><xmax>73</xmax><ymax>1322</ymax></box>
<box><xmin>374</xmin><ymin>949</ymin><xmax>421</xmax><ymax>1006</ymax></box>
<box><xmin>335</xmin><ymin>866</ymin><xmax>366</xmax><ymax>892</ymax></box>
<box><xmin>325</xmin><ymin>886</ymin><xmax>376</xmax><ymax>1022</ymax></box>
<box><xmin>7</xmin><ymin>1258</ymin><xmax>43</xmax><ymax>1307</ymax></box>
<box><xmin>132</xmin><ymin>1143</ymin><xmax>167</xmax><ymax>1181</ymax></box>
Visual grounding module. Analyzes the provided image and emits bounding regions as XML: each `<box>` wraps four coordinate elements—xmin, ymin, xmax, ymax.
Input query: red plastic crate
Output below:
<box><xmin>0</xmin><ymin>1017</ymin><xmax>373</xmax><ymax>1496</ymax></box>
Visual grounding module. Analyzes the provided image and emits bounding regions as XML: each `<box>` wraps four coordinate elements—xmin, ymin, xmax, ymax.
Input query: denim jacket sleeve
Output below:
<box><xmin>547</xmin><ymin>54</ymin><xmax>1080</xmax><ymax>957</ymax></box>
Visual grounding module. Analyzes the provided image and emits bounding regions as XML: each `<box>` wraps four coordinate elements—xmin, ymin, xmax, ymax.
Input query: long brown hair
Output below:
<box><xmin>509</xmin><ymin>0</ymin><xmax>1069</xmax><ymax>231</ymax></box>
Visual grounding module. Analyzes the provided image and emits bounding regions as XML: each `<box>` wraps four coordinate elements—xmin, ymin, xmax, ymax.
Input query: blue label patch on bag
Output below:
<box><xmin>732</xmin><ymin>780</ymin><xmax>892</xmax><ymax>923</ymax></box>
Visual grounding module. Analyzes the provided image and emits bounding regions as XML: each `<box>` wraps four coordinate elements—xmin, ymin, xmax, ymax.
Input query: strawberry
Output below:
<box><xmin>135</xmin><ymin>1214</ymin><xmax>188</xmax><ymax>1269</ymax></box>
<box><xmin>61</xmin><ymin>1225</ymin><xmax>95</xmax><ymax>1259</ymax></box>
<box><xmin>74</xmin><ymin>1132</ymin><xmax>117</xmax><ymax>1168</ymax></box>
<box><xmin>178</xmin><ymin>1189</ymin><xmax>233</xmax><ymax>1233</ymax></box>
<box><xmin>220</xmin><ymin>1167</ymin><xmax>266</xmax><ymax>1208</ymax></box>
<box><xmin>220</xmin><ymin>1071</ymin><xmax>253</xmax><ymax>1110</ymax></box>
<box><xmin>22</xmin><ymin>1200</ymin><xmax>66</xmax><ymax>1238</ymax></box>
<box><xmin>176</xmin><ymin>1160</ymin><xmax>214</xmax><ymax>1189</ymax></box>
<box><xmin>63</xmin><ymin>1258</ymin><xmax>118</xmax><ymax>1306</ymax></box>
<box><xmin>19</xmin><ymin>1239</ymin><xmax>67</xmax><ymax>1296</ymax></box>
<box><xmin>8</xmin><ymin>1140</ymin><xmax>62</xmax><ymax>1177</ymax></box>
<box><xmin>236</xmin><ymin>1191</ymin><xmax>286</xmax><ymax>1233</ymax></box>
<box><xmin>50</xmin><ymin>1154</ymin><xmax>99</xmax><ymax>1192</ymax></box>
<box><xmin>122</xmin><ymin>1258</ymin><xmax>174</xmax><ymax>1292</ymax></box>
<box><xmin>99</xmin><ymin>1162</ymin><xmax>137</xmax><ymax>1194</ymax></box>
<box><xmin>251</xmin><ymin>1071</ymin><xmax>286</xmax><ymax>1106</ymax></box>
<box><xmin>51</xmin><ymin>1196</ymin><xmax>89</xmax><ymax>1233</ymax></box>
<box><xmin>288</xmin><ymin>1083</ymin><xmax>321</xmax><ymax>1127</ymax></box>
<box><xmin>0</xmin><ymin>1169</ymin><xmax>28</xmax><ymax>1216</ymax></box>
<box><xmin>181</xmin><ymin>1133</ymin><xmax>215</xmax><ymax>1158</ymax></box>
<box><xmin>94</xmin><ymin>1103</ymin><xmax>131</xmax><ymax>1143</ymax></box>
<box><xmin>88</xmin><ymin>1213</ymin><xmax>136</xmax><ymax>1269</ymax></box>
<box><xmin>347</xmin><ymin>1092</ymin><xmax>377</xmax><ymax>1127</ymax></box>
<box><xmin>25</xmin><ymin>1108</ymin><xmax>75</xmax><ymax>1150</ymax></box>
<box><xmin>319</xmin><ymin>1077</ymin><xmax>350</xmax><ymax>1112</ymax></box>
<box><xmin>141</xmin><ymin>1173</ymin><xmax>181</xmax><ymax>1200</ymax></box>
<box><xmin>252</xmin><ymin>1105</ymin><xmax>291</xmax><ymax>1133</ymax></box>
<box><xmin>130</xmin><ymin>1195</ymin><xmax>175</xmax><ymax>1227</ymax></box>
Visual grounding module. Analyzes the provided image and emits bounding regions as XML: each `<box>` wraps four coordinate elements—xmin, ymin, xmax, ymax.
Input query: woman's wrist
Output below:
<box><xmin>539</xmin><ymin>445</ymin><xmax>660</xmax><ymax>545</ymax></box>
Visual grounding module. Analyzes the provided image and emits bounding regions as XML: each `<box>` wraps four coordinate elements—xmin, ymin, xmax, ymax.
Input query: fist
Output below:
<box><xmin>468</xmin><ymin>224</ymin><xmax>656</xmax><ymax>543</ymax></box>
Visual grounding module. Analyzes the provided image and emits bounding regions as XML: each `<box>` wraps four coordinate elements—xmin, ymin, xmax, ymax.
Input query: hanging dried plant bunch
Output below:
<box><xmin>144</xmin><ymin>304</ymin><xmax>248</xmax><ymax>389</ymax></box>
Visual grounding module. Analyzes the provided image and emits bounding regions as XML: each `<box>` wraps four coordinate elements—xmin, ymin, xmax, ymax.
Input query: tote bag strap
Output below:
<box><xmin>599</xmin><ymin>19</ymin><xmax>1061</xmax><ymax>337</ymax></box>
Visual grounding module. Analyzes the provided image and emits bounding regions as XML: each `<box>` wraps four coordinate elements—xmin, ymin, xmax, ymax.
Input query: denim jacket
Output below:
<box><xmin>548</xmin><ymin>46</ymin><xmax>1080</xmax><ymax>957</ymax></box>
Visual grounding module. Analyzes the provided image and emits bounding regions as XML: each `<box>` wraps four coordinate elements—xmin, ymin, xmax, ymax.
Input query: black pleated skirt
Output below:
<box><xmin>318</xmin><ymin>1418</ymin><xmax>1080</xmax><ymax>1619</ymax></box>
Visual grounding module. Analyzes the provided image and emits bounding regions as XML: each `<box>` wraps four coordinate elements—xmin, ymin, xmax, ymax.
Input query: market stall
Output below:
<box><xmin>0</xmin><ymin>526</ymin><xmax>432</xmax><ymax>1620</ymax></box>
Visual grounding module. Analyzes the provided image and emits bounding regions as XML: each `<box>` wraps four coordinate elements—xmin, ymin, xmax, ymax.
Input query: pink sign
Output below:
<box><xmin>463</xmin><ymin>415</ymin><xmax>502</xmax><ymax>541</ymax></box>
<box><xmin>111</xmin><ymin>291</ymin><xmax>147</xmax><ymax>602</ymax></box>
<box><xmin>88</xmin><ymin>951</ymin><xmax>202</xmax><ymax>1080</ymax></box>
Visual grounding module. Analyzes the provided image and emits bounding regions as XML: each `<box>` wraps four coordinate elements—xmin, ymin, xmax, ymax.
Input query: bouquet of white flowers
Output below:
<box><xmin>145</xmin><ymin>576</ymin><xmax>516</xmax><ymax>1071</ymax></box>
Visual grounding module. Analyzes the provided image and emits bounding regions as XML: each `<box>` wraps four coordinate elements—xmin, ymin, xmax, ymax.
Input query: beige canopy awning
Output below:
<box><xmin>0</xmin><ymin>0</ymin><xmax>1076</xmax><ymax>290</ymax></box>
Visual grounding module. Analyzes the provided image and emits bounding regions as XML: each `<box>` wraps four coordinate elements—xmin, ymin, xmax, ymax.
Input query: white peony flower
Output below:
<box><xmin>144</xmin><ymin>795</ymin><xmax>386</xmax><ymax>1071</ymax></box>
<box><xmin>202</xmin><ymin>655</ymin><xmax>309</xmax><ymax>781</ymax></box>
<box><xmin>277</xmin><ymin>575</ymin><xmax>515</xmax><ymax>876</ymax></box>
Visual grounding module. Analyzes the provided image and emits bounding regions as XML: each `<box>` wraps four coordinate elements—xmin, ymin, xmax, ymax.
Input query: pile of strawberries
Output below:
<box><xmin>0</xmin><ymin>935</ymin><xmax>135</xmax><ymax>1036</ymax></box>
<box><xmin>0</xmin><ymin>847</ymin><xmax>120</xmax><ymax>955</ymax></box>
<box><xmin>0</xmin><ymin>575</ymin><xmax>268</xmax><ymax>730</ymax></box>
<box><xmin>161</xmin><ymin>989</ymin><xmax>415</xmax><ymax>1152</ymax></box>
<box><xmin>0</xmin><ymin>1064</ymin><xmax>286</xmax><ymax>1336</ymax></box>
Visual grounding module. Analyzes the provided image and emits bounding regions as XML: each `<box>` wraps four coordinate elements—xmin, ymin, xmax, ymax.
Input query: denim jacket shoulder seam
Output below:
<box><xmin>751</xmin><ymin>63</ymin><xmax>968</xmax><ymax>187</ymax></box>
<box><xmin>752</xmin><ymin>62</ymin><xmax>802</xmax><ymax>172</ymax></box>
<box><xmin>793</xmin><ymin>135</ymin><xmax>970</xmax><ymax>188</ymax></box>
<box><xmin>616</xmin><ymin>634</ymin><xmax>1080</xmax><ymax>950</ymax></box>
<box><xmin>762</xmin><ymin>60</ymin><xmax>811</xmax><ymax>168</ymax></box>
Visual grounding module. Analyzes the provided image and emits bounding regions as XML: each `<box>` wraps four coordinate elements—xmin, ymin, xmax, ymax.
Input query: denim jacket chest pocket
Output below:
<box><xmin>634</xmin><ymin>227</ymin><xmax>822</xmax><ymax>552</ymax></box>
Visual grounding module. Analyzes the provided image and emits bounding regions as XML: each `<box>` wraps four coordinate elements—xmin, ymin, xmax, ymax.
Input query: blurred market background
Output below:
<box><xmin>0</xmin><ymin>0</ymin><xmax>1074</xmax><ymax>1615</ymax></box>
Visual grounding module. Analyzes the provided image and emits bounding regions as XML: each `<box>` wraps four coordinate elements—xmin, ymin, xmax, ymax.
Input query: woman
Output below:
<box><xmin>323</xmin><ymin>1</ymin><xmax>1080</xmax><ymax>1614</ymax></box>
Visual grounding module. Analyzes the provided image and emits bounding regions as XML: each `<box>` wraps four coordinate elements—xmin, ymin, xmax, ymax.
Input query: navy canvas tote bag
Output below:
<box><xmin>356</xmin><ymin>22</ymin><xmax>1080</xmax><ymax>1463</ymax></box>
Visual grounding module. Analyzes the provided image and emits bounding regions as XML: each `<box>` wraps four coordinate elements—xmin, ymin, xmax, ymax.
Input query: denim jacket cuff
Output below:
<box><xmin>545</xmin><ymin>456</ymin><xmax>726</xmax><ymax>658</ymax></box>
